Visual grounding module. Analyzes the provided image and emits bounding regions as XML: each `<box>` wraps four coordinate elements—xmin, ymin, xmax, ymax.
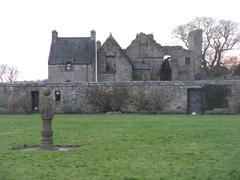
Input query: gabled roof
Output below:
<box><xmin>100</xmin><ymin>34</ymin><xmax>133</xmax><ymax>65</ymax></box>
<box><xmin>48</xmin><ymin>37</ymin><xmax>95</xmax><ymax>65</ymax></box>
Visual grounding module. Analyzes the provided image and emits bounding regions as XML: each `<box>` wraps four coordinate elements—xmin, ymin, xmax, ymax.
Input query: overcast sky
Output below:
<box><xmin>0</xmin><ymin>0</ymin><xmax>240</xmax><ymax>81</ymax></box>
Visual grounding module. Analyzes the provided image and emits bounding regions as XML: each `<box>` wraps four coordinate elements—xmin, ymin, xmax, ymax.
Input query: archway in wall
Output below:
<box><xmin>160</xmin><ymin>58</ymin><xmax>172</xmax><ymax>81</ymax></box>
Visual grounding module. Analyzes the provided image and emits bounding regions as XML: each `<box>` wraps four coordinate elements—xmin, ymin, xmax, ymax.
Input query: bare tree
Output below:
<box><xmin>0</xmin><ymin>64</ymin><xmax>8</xmax><ymax>82</ymax></box>
<box><xmin>5</xmin><ymin>66</ymin><xmax>19</xmax><ymax>82</ymax></box>
<box><xmin>0</xmin><ymin>64</ymin><xmax>20</xmax><ymax>82</ymax></box>
<box><xmin>173</xmin><ymin>17</ymin><xmax>240</xmax><ymax>72</ymax></box>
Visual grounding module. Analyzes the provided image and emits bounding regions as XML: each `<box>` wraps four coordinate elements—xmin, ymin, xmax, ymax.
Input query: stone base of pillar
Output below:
<box><xmin>40</xmin><ymin>119</ymin><xmax>54</xmax><ymax>150</ymax></box>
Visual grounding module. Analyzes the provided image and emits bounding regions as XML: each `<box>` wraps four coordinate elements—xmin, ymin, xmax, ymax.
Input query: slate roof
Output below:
<box><xmin>48</xmin><ymin>37</ymin><xmax>95</xmax><ymax>65</ymax></box>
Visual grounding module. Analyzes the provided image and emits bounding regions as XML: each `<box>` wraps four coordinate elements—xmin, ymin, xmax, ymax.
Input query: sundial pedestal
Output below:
<box><xmin>40</xmin><ymin>118</ymin><xmax>55</xmax><ymax>150</ymax></box>
<box><xmin>40</xmin><ymin>89</ymin><xmax>56</xmax><ymax>150</ymax></box>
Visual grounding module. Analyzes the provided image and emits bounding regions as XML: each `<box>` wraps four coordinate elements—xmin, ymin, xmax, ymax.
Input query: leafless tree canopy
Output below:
<box><xmin>0</xmin><ymin>64</ymin><xmax>8</xmax><ymax>82</ymax></box>
<box><xmin>221</xmin><ymin>56</ymin><xmax>240</xmax><ymax>73</ymax></box>
<box><xmin>173</xmin><ymin>17</ymin><xmax>240</xmax><ymax>72</ymax></box>
<box><xmin>0</xmin><ymin>65</ymin><xmax>19</xmax><ymax>82</ymax></box>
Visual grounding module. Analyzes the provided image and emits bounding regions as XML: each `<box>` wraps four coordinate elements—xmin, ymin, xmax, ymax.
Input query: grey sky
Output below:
<box><xmin>0</xmin><ymin>0</ymin><xmax>239</xmax><ymax>80</ymax></box>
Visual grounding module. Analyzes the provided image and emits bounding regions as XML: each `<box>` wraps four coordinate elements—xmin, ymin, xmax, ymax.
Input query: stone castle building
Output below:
<box><xmin>2</xmin><ymin>29</ymin><xmax>239</xmax><ymax>115</ymax></box>
<box><xmin>48</xmin><ymin>29</ymin><xmax>202</xmax><ymax>83</ymax></box>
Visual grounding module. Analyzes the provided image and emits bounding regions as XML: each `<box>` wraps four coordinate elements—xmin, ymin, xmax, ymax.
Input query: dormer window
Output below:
<box><xmin>66</xmin><ymin>61</ymin><xmax>72</xmax><ymax>71</ymax></box>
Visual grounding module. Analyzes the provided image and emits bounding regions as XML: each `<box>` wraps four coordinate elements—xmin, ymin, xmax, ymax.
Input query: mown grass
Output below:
<box><xmin>0</xmin><ymin>114</ymin><xmax>240</xmax><ymax>180</ymax></box>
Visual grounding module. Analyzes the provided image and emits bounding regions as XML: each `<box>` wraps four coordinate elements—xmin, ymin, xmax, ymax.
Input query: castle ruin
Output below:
<box><xmin>0</xmin><ymin>30</ymin><xmax>240</xmax><ymax>115</ymax></box>
<box><xmin>48</xmin><ymin>29</ymin><xmax>202</xmax><ymax>83</ymax></box>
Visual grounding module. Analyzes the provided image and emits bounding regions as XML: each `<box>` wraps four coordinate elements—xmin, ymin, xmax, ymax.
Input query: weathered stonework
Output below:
<box><xmin>1</xmin><ymin>81</ymin><xmax>240</xmax><ymax>114</ymax></box>
<box><xmin>1</xmin><ymin>30</ymin><xmax>239</xmax><ymax>115</ymax></box>
<box><xmin>48</xmin><ymin>64</ymin><xmax>94</xmax><ymax>83</ymax></box>
<box><xmin>97</xmin><ymin>34</ymin><xmax>132</xmax><ymax>82</ymax></box>
<box><xmin>125</xmin><ymin>33</ymin><xmax>199</xmax><ymax>81</ymax></box>
<box><xmin>47</xmin><ymin>29</ymin><xmax>202</xmax><ymax>83</ymax></box>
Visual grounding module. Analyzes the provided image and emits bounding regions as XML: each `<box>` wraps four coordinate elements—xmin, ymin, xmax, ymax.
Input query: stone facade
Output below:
<box><xmin>97</xmin><ymin>34</ymin><xmax>132</xmax><ymax>81</ymax></box>
<box><xmin>48</xmin><ymin>64</ymin><xmax>94</xmax><ymax>82</ymax></box>
<box><xmin>48</xmin><ymin>30</ymin><xmax>96</xmax><ymax>83</ymax></box>
<box><xmin>47</xmin><ymin>29</ymin><xmax>202</xmax><ymax>82</ymax></box>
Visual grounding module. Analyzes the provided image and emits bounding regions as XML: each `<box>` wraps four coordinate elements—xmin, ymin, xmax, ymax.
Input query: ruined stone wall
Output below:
<box><xmin>125</xmin><ymin>34</ymin><xmax>198</xmax><ymax>81</ymax></box>
<box><xmin>126</xmin><ymin>33</ymin><xmax>164</xmax><ymax>81</ymax></box>
<box><xmin>166</xmin><ymin>47</ymin><xmax>194</xmax><ymax>81</ymax></box>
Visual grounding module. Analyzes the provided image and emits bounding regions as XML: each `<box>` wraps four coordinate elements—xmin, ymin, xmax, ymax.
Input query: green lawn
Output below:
<box><xmin>0</xmin><ymin>114</ymin><xmax>240</xmax><ymax>180</ymax></box>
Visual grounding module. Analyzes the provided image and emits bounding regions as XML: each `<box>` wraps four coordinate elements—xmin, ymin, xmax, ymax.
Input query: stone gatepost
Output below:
<box><xmin>40</xmin><ymin>89</ymin><xmax>54</xmax><ymax>150</ymax></box>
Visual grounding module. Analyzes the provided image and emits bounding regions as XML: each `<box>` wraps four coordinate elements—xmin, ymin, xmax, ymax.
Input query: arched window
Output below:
<box><xmin>160</xmin><ymin>57</ymin><xmax>172</xmax><ymax>81</ymax></box>
<box><xmin>55</xmin><ymin>91</ymin><xmax>61</xmax><ymax>101</ymax></box>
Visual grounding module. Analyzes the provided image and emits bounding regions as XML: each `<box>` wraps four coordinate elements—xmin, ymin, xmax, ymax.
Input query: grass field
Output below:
<box><xmin>0</xmin><ymin>114</ymin><xmax>240</xmax><ymax>180</ymax></box>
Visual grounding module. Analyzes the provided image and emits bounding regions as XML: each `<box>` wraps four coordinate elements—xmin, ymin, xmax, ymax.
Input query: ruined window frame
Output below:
<box><xmin>160</xmin><ymin>58</ymin><xmax>172</xmax><ymax>81</ymax></box>
<box><xmin>104</xmin><ymin>56</ymin><xmax>116</xmax><ymax>74</ymax></box>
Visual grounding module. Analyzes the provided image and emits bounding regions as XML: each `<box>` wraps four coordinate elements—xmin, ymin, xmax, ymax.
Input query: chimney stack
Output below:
<box><xmin>52</xmin><ymin>30</ymin><xmax>58</xmax><ymax>43</ymax></box>
<box><xmin>90</xmin><ymin>30</ymin><xmax>96</xmax><ymax>41</ymax></box>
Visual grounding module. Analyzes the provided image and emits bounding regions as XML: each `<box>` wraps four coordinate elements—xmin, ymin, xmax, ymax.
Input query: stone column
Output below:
<box><xmin>40</xmin><ymin>89</ymin><xmax>55</xmax><ymax>150</ymax></box>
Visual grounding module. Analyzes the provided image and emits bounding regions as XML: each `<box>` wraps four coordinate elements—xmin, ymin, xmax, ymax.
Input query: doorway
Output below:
<box><xmin>187</xmin><ymin>88</ymin><xmax>203</xmax><ymax>114</ymax></box>
<box><xmin>31</xmin><ymin>91</ymin><xmax>39</xmax><ymax>112</ymax></box>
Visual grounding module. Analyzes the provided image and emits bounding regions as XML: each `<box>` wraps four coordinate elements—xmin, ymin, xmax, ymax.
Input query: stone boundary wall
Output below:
<box><xmin>0</xmin><ymin>80</ymin><xmax>240</xmax><ymax>114</ymax></box>
<box><xmin>1</xmin><ymin>80</ymin><xmax>240</xmax><ymax>86</ymax></box>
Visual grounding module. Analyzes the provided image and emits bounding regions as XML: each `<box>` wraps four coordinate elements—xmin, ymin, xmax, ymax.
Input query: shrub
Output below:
<box><xmin>203</xmin><ymin>85</ymin><xmax>230</xmax><ymax>111</ymax></box>
<box><xmin>132</xmin><ymin>90</ymin><xmax>170</xmax><ymax>113</ymax></box>
<box><xmin>161</xmin><ymin>108</ymin><xmax>185</xmax><ymax>114</ymax></box>
<box><xmin>133</xmin><ymin>92</ymin><xmax>152</xmax><ymax>112</ymax></box>
<box><xmin>86</xmin><ymin>86</ymin><xmax>129</xmax><ymax>113</ymax></box>
<box><xmin>0</xmin><ymin>107</ymin><xmax>9</xmax><ymax>114</ymax></box>
<box><xmin>205</xmin><ymin>108</ymin><xmax>234</xmax><ymax>115</ymax></box>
